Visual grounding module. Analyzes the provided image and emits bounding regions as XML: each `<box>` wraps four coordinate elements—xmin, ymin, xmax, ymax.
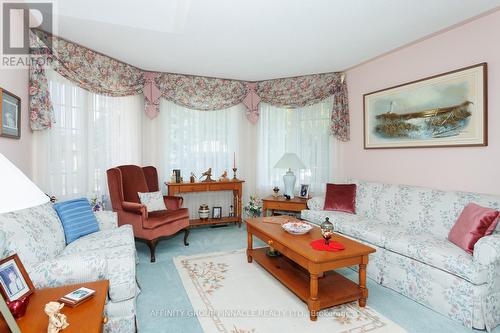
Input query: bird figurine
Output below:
<box><xmin>199</xmin><ymin>168</ymin><xmax>214</xmax><ymax>182</ymax></box>
<box><xmin>219</xmin><ymin>170</ymin><xmax>229</xmax><ymax>182</ymax></box>
<box><xmin>190</xmin><ymin>172</ymin><xmax>196</xmax><ymax>183</ymax></box>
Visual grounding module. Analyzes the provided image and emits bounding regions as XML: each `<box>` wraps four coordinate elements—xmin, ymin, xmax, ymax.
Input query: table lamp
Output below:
<box><xmin>0</xmin><ymin>153</ymin><xmax>48</xmax><ymax>325</ymax></box>
<box><xmin>273</xmin><ymin>153</ymin><xmax>306</xmax><ymax>199</ymax></box>
<box><xmin>0</xmin><ymin>153</ymin><xmax>48</xmax><ymax>213</ymax></box>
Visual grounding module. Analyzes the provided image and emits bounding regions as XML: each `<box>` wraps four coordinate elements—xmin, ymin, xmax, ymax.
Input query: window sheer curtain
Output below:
<box><xmin>256</xmin><ymin>97</ymin><xmax>335</xmax><ymax>197</ymax></box>
<box><xmin>147</xmin><ymin>100</ymin><xmax>256</xmax><ymax>218</ymax></box>
<box><xmin>33</xmin><ymin>70</ymin><xmax>143</xmax><ymax>201</ymax></box>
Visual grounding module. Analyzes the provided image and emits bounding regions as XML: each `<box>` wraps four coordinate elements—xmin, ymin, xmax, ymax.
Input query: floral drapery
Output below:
<box><xmin>29</xmin><ymin>29</ymin><xmax>350</xmax><ymax>141</ymax></box>
<box><xmin>155</xmin><ymin>73</ymin><xmax>248</xmax><ymax>111</ymax></box>
<box><xmin>256</xmin><ymin>73</ymin><xmax>349</xmax><ymax>141</ymax></box>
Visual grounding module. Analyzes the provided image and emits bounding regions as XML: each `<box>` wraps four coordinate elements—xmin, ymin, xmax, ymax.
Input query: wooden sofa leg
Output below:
<box><xmin>184</xmin><ymin>228</ymin><xmax>190</xmax><ymax>246</ymax></box>
<box><xmin>147</xmin><ymin>239</ymin><xmax>159</xmax><ymax>263</ymax></box>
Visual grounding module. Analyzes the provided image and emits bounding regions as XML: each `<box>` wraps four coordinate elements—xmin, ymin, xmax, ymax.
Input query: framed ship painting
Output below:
<box><xmin>364</xmin><ymin>63</ymin><xmax>487</xmax><ymax>149</ymax></box>
<box><xmin>0</xmin><ymin>88</ymin><xmax>21</xmax><ymax>139</ymax></box>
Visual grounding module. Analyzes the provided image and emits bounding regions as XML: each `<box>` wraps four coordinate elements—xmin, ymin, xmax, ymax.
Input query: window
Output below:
<box><xmin>157</xmin><ymin>100</ymin><xmax>253</xmax><ymax>217</ymax></box>
<box><xmin>33</xmin><ymin>70</ymin><xmax>143</xmax><ymax>200</ymax></box>
<box><xmin>257</xmin><ymin>97</ymin><xmax>335</xmax><ymax>195</ymax></box>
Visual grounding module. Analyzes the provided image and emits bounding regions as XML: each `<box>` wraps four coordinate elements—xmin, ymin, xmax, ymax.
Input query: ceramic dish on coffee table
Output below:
<box><xmin>281</xmin><ymin>221</ymin><xmax>313</xmax><ymax>235</ymax></box>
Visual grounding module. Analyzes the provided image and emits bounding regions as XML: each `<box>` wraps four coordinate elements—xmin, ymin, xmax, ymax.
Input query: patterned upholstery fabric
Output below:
<box><xmin>0</xmin><ymin>203</ymin><xmax>137</xmax><ymax>333</ymax></box>
<box><xmin>95</xmin><ymin>210</ymin><xmax>119</xmax><ymax>230</ymax></box>
<box><xmin>302</xmin><ymin>180</ymin><xmax>500</xmax><ymax>331</ymax></box>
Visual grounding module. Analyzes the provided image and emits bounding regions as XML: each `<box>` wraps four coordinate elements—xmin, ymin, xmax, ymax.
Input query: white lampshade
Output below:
<box><xmin>273</xmin><ymin>153</ymin><xmax>306</xmax><ymax>170</ymax></box>
<box><xmin>0</xmin><ymin>153</ymin><xmax>48</xmax><ymax>213</ymax></box>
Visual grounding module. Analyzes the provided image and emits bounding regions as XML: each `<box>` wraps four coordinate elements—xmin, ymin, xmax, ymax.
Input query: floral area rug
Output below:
<box><xmin>173</xmin><ymin>249</ymin><xmax>407</xmax><ymax>333</ymax></box>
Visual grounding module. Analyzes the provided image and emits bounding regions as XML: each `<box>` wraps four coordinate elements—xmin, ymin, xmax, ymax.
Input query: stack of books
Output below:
<box><xmin>59</xmin><ymin>287</ymin><xmax>96</xmax><ymax>307</ymax></box>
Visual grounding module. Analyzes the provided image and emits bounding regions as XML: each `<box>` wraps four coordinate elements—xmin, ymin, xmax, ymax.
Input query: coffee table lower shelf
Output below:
<box><xmin>248</xmin><ymin>247</ymin><xmax>362</xmax><ymax>318</ymax></box>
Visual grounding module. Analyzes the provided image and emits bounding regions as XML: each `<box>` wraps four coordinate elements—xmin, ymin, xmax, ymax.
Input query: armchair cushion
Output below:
<box><xmin>138</xmin><ymin>191</ymin><xmax>166</xmax><ymax>212</ymax></box>
<box><xmin>144</xmin><ymin>208</ymin><xmax>189</xmax><ymax>229</ymax></box>
<box><xmin>54</xmin><ymin>198</ymin><xmax>100</xmax><ymax>244</ymax></box>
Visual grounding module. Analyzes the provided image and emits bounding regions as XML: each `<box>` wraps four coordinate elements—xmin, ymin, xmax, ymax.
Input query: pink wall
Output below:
<box><xmin>0</xmin><ymin>68</ymin><xmax>32</xmax><ymax>177</ymax></box>
<box><xmin>341</xmin><ymin>9</ymin><xmax>500</xmax><ymax>195</ymax></box>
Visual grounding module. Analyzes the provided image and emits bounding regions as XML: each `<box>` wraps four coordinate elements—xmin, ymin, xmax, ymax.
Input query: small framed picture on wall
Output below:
<box><xmin>299</xmin><ymin>184</ymin><xmax>310</xmax><ymax>198</ymax></box>
<box><xmin>0</xmin><ymin>88</ymin><xmax>21</xmax><ymax>139</ymax></box>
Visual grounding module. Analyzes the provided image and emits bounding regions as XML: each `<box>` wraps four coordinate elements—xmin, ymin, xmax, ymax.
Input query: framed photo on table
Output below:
<box><xmin>212</xmin><ymin>207</ymin><xmax>222</xmax><ymax>219</ymax></box>
<box><xmin>0</xmin><ymin>254</ymin><xmax>34</xmax><ymax>302</ymax></box>
<box><xmin>0</xmin><ymin>89</ymin><xmax>21</xmax><ymax>139</ymax></box>
<box><xmin>299</xmin><ymin>184</ymin><xmax>310</xmax><ymax>198</ymax></box>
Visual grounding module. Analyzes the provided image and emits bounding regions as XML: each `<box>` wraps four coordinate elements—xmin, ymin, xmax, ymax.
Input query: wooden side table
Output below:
<box><xmin>0</xmin><ymin>280</ymin><xmax>109</xmax><ymax>333</ymax></box>
<box><xmin>262</xmin><ymin>195</ymin><xmax>308</xmax><ymax>216</ymax></box>
<box><xmin>167</xmin><ymin>180</ymin><xmax>245</xmax><ymax>227</ymax></box>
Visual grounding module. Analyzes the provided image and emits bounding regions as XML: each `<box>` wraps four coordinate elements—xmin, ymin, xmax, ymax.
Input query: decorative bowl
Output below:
<box><xmin>282</xmin><ymin>221</ymin><xmax>313</xmax><ymax>235</ymax></box>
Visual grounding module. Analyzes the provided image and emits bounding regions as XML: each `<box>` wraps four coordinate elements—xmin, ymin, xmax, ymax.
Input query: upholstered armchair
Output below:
<box><xmin>107</xmin><ymin>165</ymin><xmax>189</xmax><ymax>262</ymax></box>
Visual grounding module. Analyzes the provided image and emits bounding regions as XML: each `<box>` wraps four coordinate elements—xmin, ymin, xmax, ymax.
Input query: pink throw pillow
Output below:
<box><xmin>448</xmin><ymin>203</ymin><xmax>500</xmax><ymax>254</ymax></box>
<box><xmin>323</xmin><ymin>183</ymin><xmax>357</xmax><ymax>214</ymax></box>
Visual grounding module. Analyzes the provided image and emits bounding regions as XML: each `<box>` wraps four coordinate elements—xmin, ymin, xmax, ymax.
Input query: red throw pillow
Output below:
<box><xmin>324</xmin><ymin>183</ymin><xmax>356</xmax><ymax>214</ymax></box>
<box><xmin>448</xmin><ymin>203</ymin><xmax>500</xmax><ymax>254</ymax></box>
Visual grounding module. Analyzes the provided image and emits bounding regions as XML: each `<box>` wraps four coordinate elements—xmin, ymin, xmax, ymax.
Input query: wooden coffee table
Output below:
<box><xmin>246</xmin><ymin>217</ymin><xmax>376</xmax><ymax>320</ymax></box>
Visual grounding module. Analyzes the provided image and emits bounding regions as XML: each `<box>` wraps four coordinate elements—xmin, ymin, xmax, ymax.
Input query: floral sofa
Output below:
<box><xmin>301</xmin><ymin>180</ymin><xmax>500</xmax><ymax>331</ymax></box>
<box><xmin>0</xmin><ymin>202</ymin><xmax>138</xmax><ymax>333</ymax></box>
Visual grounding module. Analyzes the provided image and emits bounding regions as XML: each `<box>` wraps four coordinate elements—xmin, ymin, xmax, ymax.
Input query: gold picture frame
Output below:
<box><xmin>364</xmin><ymin>63</ymin><xmax>487</xmax><ymax>149</ymax></box>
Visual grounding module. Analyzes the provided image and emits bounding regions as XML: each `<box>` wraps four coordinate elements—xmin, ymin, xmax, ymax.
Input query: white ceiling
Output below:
<box><xmin>50</xmin><ymin>0</ymin><xmax>500</xmax><ymax>81</ymax></box>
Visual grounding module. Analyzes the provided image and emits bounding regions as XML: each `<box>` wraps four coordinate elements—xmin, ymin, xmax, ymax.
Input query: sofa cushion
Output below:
<box><xmin>61</xmin><ymin>225</ymin><xmax>137</xmax><ymax>303</ymax></box>
<box><xmin>324</xmin><ymin>183</ymin><xmax>356</xmax><ymax>214</ymax></box>
<box><xmin>61</xmin><ymin>244</ymin><xmax>137</xmax><ymax>302</ymax></box>
<box><xmin>54</xmin><ymin>198</ymin><xmax>100</xmax><ymax>244</ymax></box>
<box><xmin>144</xmin><ymin>208</ymin><xmax>189</xmax><ymax>229</ymax></box>
<box><xmin>301</xmin><ymin>209</ymin><xmax>404</xmax><ymax>248</ymax></box>
<box><xmin>62</xmin><ymin>225</ymin><xmax>135</xmax><ymax>256</ymax></box>
<box><xmin>353</xmin><ymin>179</ymin><xmax>500</xmax><ymax>239</ymax></box>
<box><xmin>385</xmin><ymin>232</ymin><xmax>488</xmax><ymax>284</ymax></box>
<box><xmin>336</xmin><ymin>219</ymin><xmax>407</xmax><ymax>249</ymax></box>
<box><xmin>448</xmin><ymin>203</ymin><xmax>499</xmax><ymax>254</ymax></box>
<box><xmin>0</xmin><ymin>231</ymin><xmax>5</xmax><ymax>258</ymax></box>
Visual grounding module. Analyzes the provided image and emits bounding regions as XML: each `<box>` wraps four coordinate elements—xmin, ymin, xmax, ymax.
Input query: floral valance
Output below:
<box><xmin>29</xmin><ymin>29</ymin><xmax>350</xmax><ymax>141</ymax></box>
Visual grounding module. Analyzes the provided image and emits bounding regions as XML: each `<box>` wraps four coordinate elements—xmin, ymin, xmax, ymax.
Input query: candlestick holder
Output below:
<box><xmin>232</xmin><ymin>167</ymin><xmax>239</xmax><ymax>181</ymax></box>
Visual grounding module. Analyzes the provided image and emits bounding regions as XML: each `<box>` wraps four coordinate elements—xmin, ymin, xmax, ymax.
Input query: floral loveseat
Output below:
<box><xmin>0</xmin><ymin>202</ymin><xmax>138</xmax><ymax>333</ymax></box>
<box><xmin>302</xmin><ymin>180</ymin><xmax>500</xmax><ymax>331</ymax></box>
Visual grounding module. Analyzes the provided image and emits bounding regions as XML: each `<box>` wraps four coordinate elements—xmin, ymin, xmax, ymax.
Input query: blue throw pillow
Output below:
<box><xmin>54</xmin><ymin>198</ymin><xmax>100</xmax><ymax>244</ymax></box>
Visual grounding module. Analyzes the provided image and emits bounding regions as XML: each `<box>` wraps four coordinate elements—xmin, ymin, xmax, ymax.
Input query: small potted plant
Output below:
<box><xmin>244</xmin><ymin>196</ymin><xmax>262</xmax><ymax>218</ymax></box>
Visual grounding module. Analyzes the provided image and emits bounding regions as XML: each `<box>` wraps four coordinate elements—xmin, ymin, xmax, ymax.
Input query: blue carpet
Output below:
<box><xmin>136</xmin><ymin>224</ymin><xmax>493</xmax><ymax>333</ymax></box>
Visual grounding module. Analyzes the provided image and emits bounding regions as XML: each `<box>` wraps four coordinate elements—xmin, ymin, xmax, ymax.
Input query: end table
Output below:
<box><xmin>0</xmin><ymin>280</ymin><xmax>109</xmax><ymax>333</ymax></box>
<box><xmin>262</xmin><ymin>195</ymin><xmax>308</xmax><ymax>216</ymax></box>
